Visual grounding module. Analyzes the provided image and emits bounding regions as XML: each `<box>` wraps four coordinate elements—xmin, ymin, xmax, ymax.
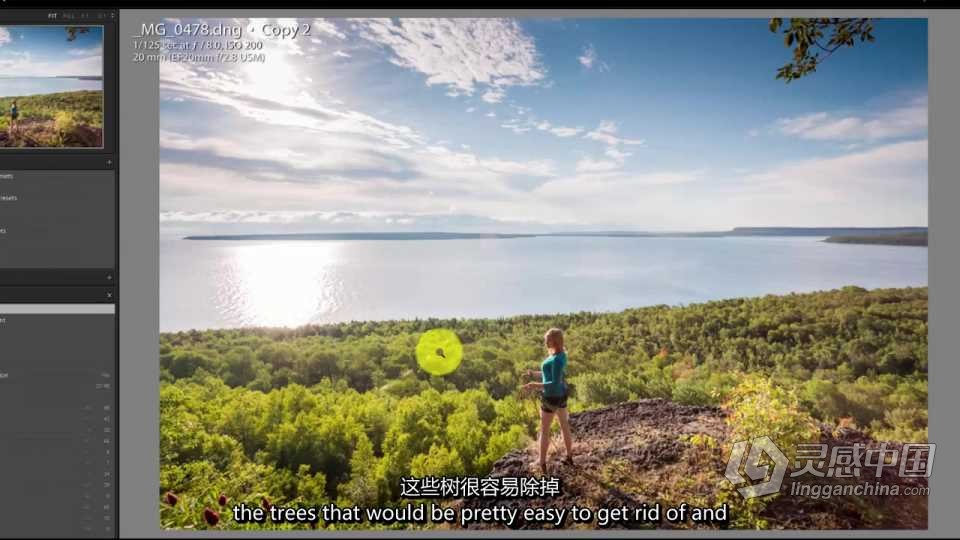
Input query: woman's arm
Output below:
<box><xmin>524</xmin><ymin>358</ymin><xmax>555</xmax><ymax>392</ymax></box>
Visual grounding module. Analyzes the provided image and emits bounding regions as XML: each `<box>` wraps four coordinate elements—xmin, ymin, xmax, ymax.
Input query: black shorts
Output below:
<box><xmin>540</xmin><ymin>392</ymin><xmax>568</xmax><ymax>412</ymax></box>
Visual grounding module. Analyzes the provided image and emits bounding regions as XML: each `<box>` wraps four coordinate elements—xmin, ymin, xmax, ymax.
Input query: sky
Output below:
<box><xmin>0</xmin><ymin>25</ymin><xmax>104</xmax><ymax>78</ymax></box>
<box><xmin>158</xmin><ymin>18</ymin><xmax>928</xmax><ymax>234</ymax></box>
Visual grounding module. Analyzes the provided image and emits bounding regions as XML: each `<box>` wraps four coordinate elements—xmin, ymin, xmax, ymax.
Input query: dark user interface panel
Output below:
<box><xmin>0</xmin><ymin>9</ymin><xmax>118</xmax><ymax>539</ymax></box>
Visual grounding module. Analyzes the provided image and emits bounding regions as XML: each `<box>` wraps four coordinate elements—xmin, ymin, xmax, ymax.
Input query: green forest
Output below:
<box><xmin>0</xmin><ymin>90</ymin><xmax>103</xmax><ymax>147</ymax></box>
<box><xmin>160</xmin><ymin>286</ymin><xmax>928</xmax><ymax>529</ymax></box>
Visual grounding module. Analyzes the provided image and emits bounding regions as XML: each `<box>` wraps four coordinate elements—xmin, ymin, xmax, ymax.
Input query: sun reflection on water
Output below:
<box><xmin>213</xmin><ymin>242</ymin><xmax>344</xmax><ymax>328</ymax></box>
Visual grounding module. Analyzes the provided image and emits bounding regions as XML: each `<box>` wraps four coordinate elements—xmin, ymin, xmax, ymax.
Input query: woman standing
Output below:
<box><xmin>9</xmin><ymin>100</ymin><xmax>19</xmax><ymax>135</ymax></box>
<box><xmin>522</xmin><ymin>327</ymin><xmax>574</xmax><ymax>475</ymax></box>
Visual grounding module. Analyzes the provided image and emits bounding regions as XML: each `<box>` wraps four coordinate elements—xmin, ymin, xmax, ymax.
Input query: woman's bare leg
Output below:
<box><xmin>539</xmin><ymin>409</ymin><xmax>554</xmax><ymax>471</ymax></box>
<box><xmin>556</xmin><ymin>408</ymin><xmax>574</xmax><ymax>460</ymax></box>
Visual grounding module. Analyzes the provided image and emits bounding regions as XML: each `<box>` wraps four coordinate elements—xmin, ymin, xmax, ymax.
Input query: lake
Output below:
<box><xmin>159</xmin><ymin>235</ymin><xmax>928</xmax><ymax>332</ymax></box>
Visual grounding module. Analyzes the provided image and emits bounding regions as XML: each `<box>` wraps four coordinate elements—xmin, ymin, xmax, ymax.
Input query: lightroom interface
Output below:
<box><xmin>2</xmin><ymin>4</ymin><xmax>960</xmax><ymax>539</ymax></box>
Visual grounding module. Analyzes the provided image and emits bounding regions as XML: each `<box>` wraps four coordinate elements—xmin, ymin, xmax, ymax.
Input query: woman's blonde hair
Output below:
<box><xmin>544</xmin><ymin>327</ymin><xmax>564</xmax><ymax>351</ymax></box>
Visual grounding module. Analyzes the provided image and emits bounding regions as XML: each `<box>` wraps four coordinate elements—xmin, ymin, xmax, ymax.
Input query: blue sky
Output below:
<box><xmin>0</xmin><ymin>25</ymin><xmax>103</xmax><ymax>77</ymax></box>
<box><xmin>159</xmin><ymin>18</ymin><xmax>927</xmax><ymax>234</ymax></box>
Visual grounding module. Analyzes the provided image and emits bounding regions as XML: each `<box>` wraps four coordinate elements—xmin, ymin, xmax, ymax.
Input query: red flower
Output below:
<box><xmin>203</xmin><ymin>507</ymin><xmax>220</xmax><ymax>527</ymax></box>
<box><xmin>163</xmin><ymin>491</ymin><xmax>178</xmax><ymax>506</ymax></box>
<box><xmin>218</xmin><ymin>494</ymin><xmax>228</xmax><ymax>507</ymax></box>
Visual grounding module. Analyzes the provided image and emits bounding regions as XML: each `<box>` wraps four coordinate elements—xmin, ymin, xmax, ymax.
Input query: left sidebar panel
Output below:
<box><xmin>0</xmin><ymin>8</ymin><xmax>118</xmax><ymax>539</ymax></box>
<box><xmin>0</xmin><ymin>306</ymin><xmax>116</xmax><ymax>537</ymax></box>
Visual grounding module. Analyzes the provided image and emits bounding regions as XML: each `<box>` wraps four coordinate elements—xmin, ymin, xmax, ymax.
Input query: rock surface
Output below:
<box><xmin>451</xmin><ymin>399</ymin><xmax>928</xmax><ymax>530</ymax></box>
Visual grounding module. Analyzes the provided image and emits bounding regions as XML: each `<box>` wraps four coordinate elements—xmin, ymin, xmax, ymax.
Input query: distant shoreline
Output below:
<box><xmin>824</xmin><ymin>231</ymin><xmax>928</xmax><ymax>246</ymax></box>
<box><xmin>0</xmin><ymin>75</ymin><xmax>102</xmax><ymax>80</ymax></box>
<box><xmin>159</xmin><ymin>284</ymin><xmax>928</xmax><ymax>335</ymax></box>
<box><xmin>183</xmin><ymin>227</ymin><xmax>929</xmax><ymax>242</ymax></box>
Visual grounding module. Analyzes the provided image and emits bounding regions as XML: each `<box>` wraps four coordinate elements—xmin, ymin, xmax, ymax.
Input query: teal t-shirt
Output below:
<box><xmin>541</xmin><ymin>351</ymin><xmax>568</xmax><ymax>397</ymax></box>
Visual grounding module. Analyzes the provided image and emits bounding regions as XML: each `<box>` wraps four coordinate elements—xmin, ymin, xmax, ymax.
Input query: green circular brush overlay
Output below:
<box><xmin>416</xmin><ymin>329</ymin><xmax>463</xmax><ymax>376</ymax></box>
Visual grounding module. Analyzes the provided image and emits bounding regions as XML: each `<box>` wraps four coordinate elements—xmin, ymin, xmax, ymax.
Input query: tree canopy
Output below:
<box><xmin>160</xmin><ymin>286</ymin><xmax>927</xmax><ymax>529</ymax></box>
<box><xmin>770</xmin><ymin>18</ymin><xmax>876</xmax><ymax>82</ymax></box>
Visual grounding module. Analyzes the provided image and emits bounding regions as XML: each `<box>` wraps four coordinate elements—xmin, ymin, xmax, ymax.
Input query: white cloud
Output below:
<box><xmin>531</xmin><ymin>139</ymin><xmax>925</xmax><ymax>229</ymax></box>
<box><xmin>584</xmin><ymin>121</ymin><xmax>644</xmax><ymax>146</ymax></box>
<box><xmin>578</xmin><ymin>44</ymin><xmax>609</xmax><ymax>72</ymax></box>
<box><xmin>578</xmin><ymin>45</ymin><xmax>596</xmax><ymax>68</ymax></box>
<box><xmin>597</xmin><ymin>120</ymin><xmax>615</xmax><ymax>132</ymax></box>
<box><xmin>533</xmin><ymin>168</ymin><xmax>706</xmax><ymax>228</ymax></box>
<box><xmin>333</xmin><ymin>50</ymin><xmax>351</xmax><ymax>58</ymax></box>
<box><xmin>352</xmin><ymin>18</ymin><xmax>545</xmax><ymax>99</ymax></box>
<box><xmin>534</xmin><ymin>120</ymin><xmax>583</xmax><ymax>138</ymax></box>
<box><xmin>604</xmin><ymin>147</ymin><xmax>632</xmax><ymax>162</ymax></box>
<box><xmin>776</xmin><ymin>95</ymin><xmax>927</xmax><ymax>142</ymax></box>
<box><xmin>500</xmin><ymin>117</ymin><xmax>582</xmax><ymax>138</ymax></box>
<box><xmin>162</xmin><ymin>209</ymin><xmax>407</xmax><ymax>225</ymax></box>
<box><xmin>0</xmin><ymin>27</ymin><xmax>13</xmax><ymax>46</ymax></box>
<box><xmin>0</xmin><ymin>51</ymin><xmax>102</xmax><ymax>77</ymax></box>
<box><xmin>160</xmin><ymin>57</ymin><xmax>423</xmax><ymax>150</ymax></box>
<box><xmin>744</xmin><ymin>138</ymin><xmax>926</xmax><ymax>194</ymax></box>
<box><xmin>159</xmin><ymin>16</ymin><xmax>570</xmax><ymax>227</ymax></box>
<box><xmin>481</xmin><ymin>88</ymin><xmax>505</xmax><ymax>103</ymax></box>
<box><xmin>549</xmin><ymin>126</ymin><xmax>583</xmax><ymax>138</ymax></box>
<box><xmin>159</xmin><ymin>18</ymin><xmax>926</xmax><ymax>232</ymax></box>
<box><xmin>159</xmin><ymin>209</ymin><xmax>556</xmax><ymax>234</ymax></box>
<box><xmin>156</xmin><ymin>36</ymin><xmax>541</xmax><ymax>223</ymax></box>
<box><xmin>312</xmin><ymin>18</ymin><xmax>346</xmax><ymax>40</ymax></box>
<box><xmin>726</xmin><ymin>139</ymin><xmax>928</xmax><ymax>226</ymax></box>
<box><xmin>583</xmin><ymin>120</ymin><xmax>645</xmax><ymax>146</ymax></box>
<box><xmin>67</xmin><ymin>44</ymin><xmax>103</xmax><ymax>57</ymax></box>
<box><xmin>159</xmin><ymin>89</ymin><xmax>560</xmax><ymax>218</ymax></box>
<box><xmin>501</xmin><ymin>122</ymin><xmax>531</xmax><ymax>134</ymax></box>
<box><xmin>575</xmin><ymin>157</ymin><xmax>620</xmax><ymax>173</ymax></box>
<box><xmin>573</xmin><ymin>138</ymin><xmax>634</xmax><ymax>174</ymax></box>
<box><xmin>481</xmin><ymin>157</ymin><xmax>555</xmax><ymax>177</ymax></box>
<box><xmin>160</xmin><ymin>125</ymin><xmax>439</xmax><ymax>204</ymax></box>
